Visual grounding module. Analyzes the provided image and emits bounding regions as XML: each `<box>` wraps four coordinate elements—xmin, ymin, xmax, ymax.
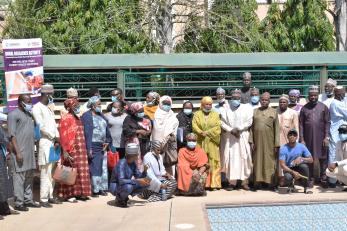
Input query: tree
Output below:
<box><xmin>3</xmin><ymin>0</ymin><xmax>159</xmax><ymax>54</ymax></box>
<box><xmin>280</xmin><ymin>0</ymin><xmax>335</xmax><ymax>51</ymax></box>
<box><xmin>328</xmin><ymin>0</ymin><xmax>347</xmax><ymax>51</ymax></box>
<box><xmin>176</xmin><ymin>0</ymin><xmax>274</xmax><ymax>53</ymax></box>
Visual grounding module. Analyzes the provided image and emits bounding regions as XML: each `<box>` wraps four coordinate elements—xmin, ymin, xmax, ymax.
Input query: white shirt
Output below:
<box><xmin>318</xmin><ymin>93</ymin><xmax>334</xmax><ymax>109</ymax></box>
<box><xmin>143</xmin><ymin>151</ymin><xmax>166</xmax><ymax>192</ymax></box>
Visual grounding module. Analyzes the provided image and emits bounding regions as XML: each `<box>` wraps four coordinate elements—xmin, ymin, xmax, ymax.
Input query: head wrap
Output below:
<box><xmin>125</xmin><ymin>143</ymin><xmax>139</xmax><ymax>155</ymax></box>
<box><xmin>64</xmin><ymin>98</ymin><xmax>79</xmax><ymax>110</ymax></box>
<box><xmin>326</xmin><ymin>78</ymin><xmax>337</xmax><ymax>87</ymax></box>
<box><xmin>250</xmin><ymin>87</ymin><xmax>259</xmax><ymax>93</ymax></box>
<box><xmin>67</xmin><ymin>88</ymin><xmax>78</xmax><ymax>98</ymax></box>
<box><xmin>159</xmin><ymin>95</ymin><xmax>172</xmax><ymax>106</ymax></box>
<box><xmin>151</xmin><ymin>140</ymin><xmax>162</xmax><ymax>151</ymax></box>
<box><xmin>279</xmin><ymin>94</ymin><xmax>289</xmax><ymax>102</ymax></box>
<box><xmin>242</xmin><ymin>72</ymin><xmax>251</xmax><ymax>79</ymax></box>
<box><xmin>147</xmin><ymin>91</ymin><xmax>160</xmax><ymax>104</ymax></box>
<box><xmin>308</xmin><ymin>85</ymin><xmax>319</xmax><ymax>93</ymax></box>
<box><xmin>216</xmin><ymin>87</ymin><xmax>225</xmax><ymax>95</ymax></box>
<box><xmin>231</xmin><ymin>89</ymin><xmax>242</xmax><ymax>96</ymax></box>
<box><xmin>200</xmin><ymin>96</ymin><xmax>213</xmax><ymax>108</ymax></box>
<box><xmin>87</xmin><ymin>96</ymin><xmax>100</xmax><ymax>109</ymax></box>
<box><xmin>41</xmin><ymin>84</ymin><xmax>54</xmax><ymax>94</ymax></box>
<box><xmin>186</xmin><ymin>133</ymin><xmax>197</xmax><ymax>140</ymax></box>
<box><xmin>289</xmin><ymin>89</ymin><xmax>300</xmax><ymax>97</ymax></box>
<box><xmin>129</xmin><ymin>102</ymin><xmax>143</xmax><ymax>115</ymax></box>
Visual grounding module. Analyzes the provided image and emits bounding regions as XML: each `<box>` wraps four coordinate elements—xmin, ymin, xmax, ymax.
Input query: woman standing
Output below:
<box><xmin>152</xmin><ymin>96</ymin><xmax>179</xmax><ymax>175</ymax></box>
<box><xmin>192</xmin><ymin>96</ymin><xmax>221</xmax><ymax>190</ymax></box>
<box><xmin>176</xmin><ymin>101</ymin><xmax>194</xmax><ymax>149</ymax></box>
<box><xmin>81</xmin><ymin>96</ymin><xmax>112</xmax><ymax>197</ymax></box>
<box><xmin>122</xmin><ymin>102</ymin><xmax>152</xmax><ymax>168</ymax></box>
<box><xmin>105</xmin><ymin>101</ymin><xmax>127</xmax><ymax>158</ymax></box>
<box><xmin>59</xmin><ymin>98</ymin><xmax>91</xmax><ymax>202</ymax></box>
<box><xmin>144</xmin><ymin>91</ymin><xmax>160</xmax><ymax>121</ymax></box>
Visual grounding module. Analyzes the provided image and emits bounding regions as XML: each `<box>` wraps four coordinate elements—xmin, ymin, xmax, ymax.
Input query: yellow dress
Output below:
<box><xmin>192</xmin><ymin>110</ymin><xmax>221</xmax><ymax>189</ymax></box>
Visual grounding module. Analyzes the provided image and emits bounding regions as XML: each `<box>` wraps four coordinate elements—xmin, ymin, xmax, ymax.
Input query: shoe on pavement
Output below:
<box><xmin>49</xmin><ymin>198</ymin><xmax>62</xmax><ymax>204</ymax></box>
<box><xmin>40</xmin><ymin>202</ymin><xmax>53</xmax><ymax>208</ymax></box>
<box><xmin>99</xmin><ymin>191</ymin><xmax>108</xmax><ymax>196</ymax></box>
<box><xmin>14</xmin><ymin>205</ymin><xmax>29</xmax><ymax>212</ymax></box>
<box><xmin>24</xmin><ymin>202</ymin><xmax>41</xmax><ymax>208</ymax></box>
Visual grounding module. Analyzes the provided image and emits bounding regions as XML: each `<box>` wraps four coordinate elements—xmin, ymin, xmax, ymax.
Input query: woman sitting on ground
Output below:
<box><xmin>177</xmin><ymin>133</ymin><xmax>209</xmax><ymax>196</ymax></box>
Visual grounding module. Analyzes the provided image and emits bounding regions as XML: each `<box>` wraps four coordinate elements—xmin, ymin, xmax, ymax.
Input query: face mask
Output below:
<box><xmin>22</xmin><ymin>102</ymin><xmax>33</xmax><ymax>113</ymax></box>
<box><xmin>111</xmin><ymin>96</ymin><xmax>118</xmax><ymax>103</ymax></box>
<box><xmin>230</xmin><ymin>99</ymin><xmax>240</xmax><ymax>108</ymax></box>
<box><xmin>136</xmin><ymin>112</ymin><xmax>145</xmax><ymax>118</ymax></box>
<box><xmin>48</xmin><ymin>95</ymin><xmax>54</xmax><ymax>104</ymax></box>
<box><xmin>112</xmin><ymin>108</ymin><xmax>121</xmax><ymax>114</ymax></box>
<box><xmin>251</xmin><ymin>96</ymin><xmax>260</xmax><ymax>104</ymax></box>
<box><xmin>73</xmin><ymin>106</ymin><xmax>80</xmax><ymax>115</ymax></box>
<box><xmin>203</xmin><ymin>108</ymin><xmax>211</xmax><ymax>113</ymax></box>
<box><xmin>146</xmin><ymin>101</ymin><xmax>155</xmax><ymax>106</ymax></box>
<box><xmin>95</xmin><ymin>106</ymin><xmax>102</xmax><ymax>113</ymax></box>
<box><xmin>162</xmin><ymin>105</ymin><xmax>171</xmax><ymax>112</ymax></box>
<box><xmin>187</xmin><ymin>141</ymin><xmax>196</xmax><ymax>149</ymax></box>
<box><xmin>339</xmin><ymin>133</ymin><xmax>347</xmax><ymax>142</ymax></box>
<box><xmin>183</xmin><ymin>109</ymin><xmax>192</xmax><ymax>115</ymax></box>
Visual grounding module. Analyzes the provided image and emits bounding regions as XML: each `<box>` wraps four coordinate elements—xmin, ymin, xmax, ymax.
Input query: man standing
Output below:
<box><xmin>277</xmin><ymin>94</ymin><xmax>299</xmax><ymax>146</ymax></box>
<box><xmin>240</xmin><ymin>72</ymin><xmax>252</xmax><ymax>104</ymax></box>
<box><xmin>318</xmin><ymin>78</ymin><xmax>337</xmax><ymax>109</ymax></box>
<box><xmin>8</xmin><ymin>94</ymin><xmax>40</xmax><ymax>211</ymax></box>
<box><xmin>249</xmin><ymin>87</ymin><xmax>260</xmax><ymax>109</ymax></box>
<box><xmin>299</xmin><ymin>85</ymin><xmax>330</xmax><ymax>186</ymax></box>
<box><xmin>288</xmin><ymin>89</ymin><xmax>303</xmax><ymax>113</ymax></box>
<box><xmin>328</xmin><ymin>86</ymin><xmax>347</xmax><ymax>171</ymax></box>
<box><xmin>33</xmin><ymin>84</ymin><xmax>61</xmax><ymax>208</ymax></box>
<box><xmin>279</xmin><ymin>129</ymin><xmax>313</xmax><ymax>194</ymax></box>
<box><xmin>214</xmin><ymin>87</ymin><xmax>229</xmax><ymax>114</ymax></box>
<box><xmin>249</xmin><ymin>92</ymin><xmax>280</xmax><ymax>190</ymax></box>
<box><xmin>220</xmin><ymin>90</ymin><xmax>253</xmax><ymax>190</ymax></box>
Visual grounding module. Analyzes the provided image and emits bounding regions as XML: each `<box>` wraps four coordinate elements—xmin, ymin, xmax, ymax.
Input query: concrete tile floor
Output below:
<box><xmin>1</xmin><ymin>185</ymin><xmax>347</xmax><ymax>231</ymax></box>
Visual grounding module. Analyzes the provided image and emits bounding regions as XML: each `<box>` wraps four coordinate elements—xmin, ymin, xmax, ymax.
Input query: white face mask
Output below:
<box><xmin>183</xmin><ymin>109</ymin><xmax>192</xmax><ymax>115</ymax></box>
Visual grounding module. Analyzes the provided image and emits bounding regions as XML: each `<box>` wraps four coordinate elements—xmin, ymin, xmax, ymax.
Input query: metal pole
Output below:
<box><xmin>117</xmin><ymin>71</ymin><xmax>125</xmax><ymax>97</ymax></box>
<box><xmin>320</xmin><ymin>66</ymin><xmax>328</xmax><ymax>93</ymax></box>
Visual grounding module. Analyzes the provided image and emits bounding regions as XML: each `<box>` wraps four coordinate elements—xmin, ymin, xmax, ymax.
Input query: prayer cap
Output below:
<box><xmin>287</xmin><ymin>128</ymin><xmax>298</xmax><ymax>136</ymax></box>
<box><xmin>41</xmin><ymin>84</ymin><xmax>54</xmax><ymax>94</ymax></box>
<box><xmin>231</xmin><ymin>89</ymin><xmax>242</xmax><ymax>96</ymax></box>
<box><xmin>126</xmin><ymin>143</ymin><xmax>139</xmax><ymax>155</ymax></box>
<box><xmin>308</xmin><ymin>85</ymin><xmax>319</xmax><ymax>93</ymax></box>
<box><xmin>289</xmin><ymin>89</ymin><xmax>300</xmax><ymax>97</ymax></box>
<box><xmin>87</xmin><ymin>96</ymin><xmax>100</xmax><ymax>108</ymax></box>
<box><xmin>151</xmin><ymin>140</ymin><xmax>162</xmax><ymax>151</ymax></box>
<box><xmin>242</xmin><ymin>72</ymin><xmax>251</xmax><ymax>78</ymax></box>
<box><xmin>67</xmin><ymin>87</ymin><xmax>78</xmax><ymax>98</ymax></box>
<box><xmin>326</xmin><ymin>78</ymin><xmax>337</xmax><ymax>87</ymax></box>
<box><xmin>338</xmin><ymin>124</ymin><xmax>347</xmax><ymax>133</ymax></box>
<box><xmin>335</xmin><ymin>85</ymin><xmax>344</xmax><ymax>90</ymax></box>
<box><xmin>279</xmin><ymin>94</ymin><xmax>289</xmax><ymax>102</ymax></box>
<box><xmin>216</xmin><ymin>87</ymin><xmax>225</xmax><ymax>94</ymax></box>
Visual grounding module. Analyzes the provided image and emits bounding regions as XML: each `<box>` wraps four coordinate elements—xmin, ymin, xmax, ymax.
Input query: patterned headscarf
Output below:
<box><xmin>289</xmin><ymin>89</ymin><xmax>300</xmax><ymax>97</ymax></box>
<box><xmin>129</xmin><ymin>102</ymin><xmax>144</xmax><ymax>115</ymax></box>
<box><xmin>186</xmin><ymin>133</ymin><xmax>197</xmax><ymax>140</ymax></box>
<box><xmin>87</xmin><ymin>96</ymin><xmax>100</xmax><ymax>109</ymax></box>
<box><xmin>151</xmin><ymin>140</ymin><xmax>162</xmax><ymax>151</ymax></box>
<box><xmin>200</xmin><ymin>96</ymin><xmax>213</xmax><ymax>109</ymax></box>
<box><xmin>216</xmin><ymin>87</ymin><xmax>225</xmax><ymax>95</ymax></box>
<box><xmin>279</xmin><ymin>94</ymin><xmax>289</xmax><ymax>102</ymax></box>
<box><xmin>64</xmin><ymin>98</ymin><xmax>79</xmax><ymax>110</ymax></box>
<box><xmin>147</xmin><ymin>91</ymin><xmax>160</xmax><ymax>105</ymax></box>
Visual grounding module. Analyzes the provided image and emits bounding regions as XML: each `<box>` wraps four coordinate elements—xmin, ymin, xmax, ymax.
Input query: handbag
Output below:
<box><xmin>107</xmin><ymin>150</ymin><xmax>119</xmax><ymax>171</ymax></box>
<box><xmin>48</xmin><ymin>145</ymin><xmax>61</xmax><ymax>163</ymax></box>
<box><xmin>53</xmin><ymin>158</ymin><xmax>77</xmax><ymax>186</ymax></box>
<box><xmin>162</xmin><ymin>135</ymin><xmax>178</xmax><ymax>167</ymax></box>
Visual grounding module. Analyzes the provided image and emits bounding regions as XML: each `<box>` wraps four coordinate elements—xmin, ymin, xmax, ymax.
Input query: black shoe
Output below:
<box><xmin>14</xmin><ymin>205</ymin><xmax>29</xmax><ymax>212</ymax></box>
<box><xmin>91</xmin><ymin>193</ymin><xmax>99</xmax><ymax>198</ymax></box>
<box><xmin>115</xmin><ymin>200</ymin><xmax>128</xmax><ymax>208</ymax></box>
<box><xmin>328</xmin><ymin>183</ymin><xmax>336</xmax><ymax>188</ymax></box>
<box><xmin>24</xmin><ymin>202</ymin><xmax>41</xmax><ymax>208</ymax></box>
<box><xmin>49</xmin><ymin>198</ymin><xmax>62</xmax><ymax>204</ymax></box>
<box><xmin>99</xmin><ymin>191</ymin><xmax>108</xmax><ymax>196</ymax></box>
<box><xmin>76</xmin><ymin>196</ymin><xmax>89</xmax><ymax>201</ymax></box>
<box><xmin>0</xmin><ymin>215</ymin><xmax>3</xmax><ymax>220</ymax></box>
<box><xmin>224</xmin><ymin>185</ymin><xmax>235</xmax><ymax>191</ymax></box>
<box><xmin>40</xmin><ymin>202</ymin><xmax>53</xmax><ymax>208</ymax></box>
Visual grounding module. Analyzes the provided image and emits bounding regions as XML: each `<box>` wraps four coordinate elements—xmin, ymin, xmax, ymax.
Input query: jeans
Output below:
<box><xmin>283</xmin><ymin>163</ymin><xmax>310</xmax><ymax>188</ymax></box>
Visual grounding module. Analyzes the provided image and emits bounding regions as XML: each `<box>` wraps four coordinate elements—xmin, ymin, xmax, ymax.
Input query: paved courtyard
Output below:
<box><xmin>1</xmin><ymin>185</ymin><xmax>347</xmax><ymax>231</ymax></box>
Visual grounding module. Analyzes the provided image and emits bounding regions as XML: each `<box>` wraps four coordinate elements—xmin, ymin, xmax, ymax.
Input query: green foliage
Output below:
<box><xmin>3</xmin><ymin>0</ymin><xmax>159</xmax><ymax>54</ymax></box>
<box><xmin>177</xmin><ymin>0</ymin><xmax>274</xmax><ymax>53</ymax></box>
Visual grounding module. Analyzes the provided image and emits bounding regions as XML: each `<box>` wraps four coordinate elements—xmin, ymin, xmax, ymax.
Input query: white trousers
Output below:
<box><xmin>326</xmin><ymin>165</ymin><xmax>347</xmax><ymax>185</ymax></box>
<box><xmin>40</xmin><ymin>163</ymin><xmax>55</xmax><ymax>202</ymax></box>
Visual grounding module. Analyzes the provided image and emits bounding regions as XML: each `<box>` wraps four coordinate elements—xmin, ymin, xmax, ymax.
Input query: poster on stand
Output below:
<box><xmin>2</xmin><ymin>38</ymin><xmax>43</xmax><ymax>112</ymax></box>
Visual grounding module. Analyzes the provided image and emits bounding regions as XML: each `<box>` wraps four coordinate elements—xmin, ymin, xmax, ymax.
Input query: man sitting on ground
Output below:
<box><xmin>326</xmin><ymin>124</ymin><xmax>347</xmax><ymax>189</ymax></box>
<box><xmin>110</xmin><ymin>143</ymin><xmax>150</xmax><ymax>208</ymax></box>
<box><xmin>279</xmin><ymin>129</ymin><xmax>313</xmax><ymax>194</ymax></box>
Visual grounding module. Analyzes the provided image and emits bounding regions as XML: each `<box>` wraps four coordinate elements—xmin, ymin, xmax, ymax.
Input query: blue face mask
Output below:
<box><xmin>73</xmin><ymin>106</ymin><xmax>80</xmax><ymax>115</ymax></box>
<box><xmin>22</xmin><ymin>102</ymin><xmax>33</xmax><ymax>113</ymax></box>
<box><xmin>183</xmin><ymin>109</ymin><xmax>192</xmax><ymax>115</ymax></box>
<box><xmin>187</xmin><ymin>141</ymin><xmax>196</xmax><ymax>149</ymax></box>
<box><xmin>136</xmin><ymin>112</ymin><xmax>145</xmax><ymax>118</ymax></box>
<box><xmin>339</xmin><ymin>133</ymin><xmax>347</xmax><ymax>142</ymax></box>
<box><xmin>251</xmin><ymin>96</ymin><xmax>260</xmax><ymax>104</ymax></box>
<box><xmin>203</xmin><ymin>108</ymin><xmax>211</xmax><ymax>113</ymax></box>
<box><xmin>95</xmin><ymin>106</ymin><xmax>102</xmax><ymax>113</ymax></box>
<box><xmin>48</xmin><ymin>95</ymin><xmax>54</xmax><ymax>104</ymax></box>
<box><xmin>230</xmin><ymin>99</ymin><xmax>240</xmax><ymax>108</ymax></box>
<box><xmin>162</xmin><ymin>105</ymin><xmax>171</xmax><ymax>112</ymax></box>
<box><xmin>112</xmin><ymin>108</ymin><xmax>121</xmax><ymax>114</ymax></box>
<box><xmin>111</xmin><ymin>96</ymin><xmax>118</xmax><ymax>103</ymax></box>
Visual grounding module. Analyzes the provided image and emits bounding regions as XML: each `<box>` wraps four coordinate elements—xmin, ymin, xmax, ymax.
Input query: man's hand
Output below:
<box><xmin>137</xmin><ymin>178</ymin><xmax>151</xmax><ymax>186</ymax></box>
<box><xmin>160</xmin><ymin>183</ymin><xmax>168</xmax><ymax>189</ymax></box>
<box><xmin>328</xmin><ymin>163</ymin><xmax>337</xmax><ymax>172</ymax></box>
<box><xmin>292</xmin><ymin>171</ymin><xmax>301</xmax><ymax>180</ymax></box>
<box><xmin>16</xmin><ymin>153</ymin><xmax>23</xmax><ymax>165</ymax></box>
<box><xmin>293</xmin><ymin>157</ymin><xmax>302</xmax><ymax>166</ymax></box>
<box><xmin>63</xmin><ymin>151</ymin><xmax>74</xmax><ymax>161</ymax></box>
<box><xmin>88</xmin><ymin>150</ymin><xmax>93</xmax><ymax>159</ymax></box>
<box><xmin>323</xmin><ymin>138</ymin><xmax>329</xmax><ymax>147</ymax></box>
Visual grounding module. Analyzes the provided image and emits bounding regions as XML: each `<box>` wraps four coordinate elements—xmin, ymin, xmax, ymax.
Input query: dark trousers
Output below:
<box><xmin>283</xmin><ymin>163</ymin><xmax>310</xmax><ymax>188</ymax></box>
<box><xmin>116</xmin><ymin>183</ymin><xmax>147</xmax><ymax>202</ymax></box>
<box><xmin>0</xmin><ymin>201</ymin><xmax>10</xmax><ymax>215</ymax></box>
<box><xmin>309</xmin><ymin>158</ymin><xmax>327</xmax><ymax>181</ymax></box>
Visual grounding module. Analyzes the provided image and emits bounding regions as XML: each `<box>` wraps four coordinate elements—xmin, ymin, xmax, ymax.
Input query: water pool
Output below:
<box><xmin>207</xmin><ymin>202</ymin><xmax>347</xmax><ymax>231</ymax></box>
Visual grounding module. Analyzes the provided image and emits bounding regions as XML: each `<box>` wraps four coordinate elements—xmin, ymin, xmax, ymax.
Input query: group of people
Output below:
<box><xmin>0</xmin><ymin>72</ymin><xmax>347</xmax><ymax>218</ymax></box>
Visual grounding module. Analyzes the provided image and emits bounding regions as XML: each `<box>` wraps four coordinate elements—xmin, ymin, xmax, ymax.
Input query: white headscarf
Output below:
<box><xmin>152</xmin><ymin>95</ymin><xmax>179</xmax><ymax>141</ymax></box>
